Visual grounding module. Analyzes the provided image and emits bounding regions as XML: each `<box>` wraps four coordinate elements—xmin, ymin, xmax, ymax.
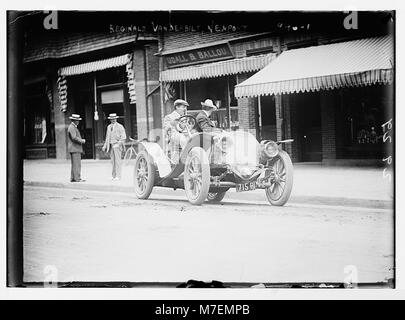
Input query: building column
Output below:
<box><xmin>321</xmin><ymin>91</ymin><xmax>337</xmax><ymax>161</ymax></box>
<box><xmin>236</xmin><ymin>73</ymin><xmax>258</xmax><ymax>137</ymax></box>
<box><xmin>52</xmin><ymin>74</ymin><xmax>70</xmax><ymax>160</ymax></box>
<box><xmin>146</xmin><ymin>43</ymin><xmax>162</xmax><ymax>131</ymax></box>
<box><xmin>281</xmin><ymin>94</ymin><xmax>293</xmax><ymax>156</ymax></box>
<box><xmin>289</xmin><ymin>95</ymin><xmax>301</xmax><ymax>162</ymax></box>
<box><xmin>275</xmin><ymin>94</ymin><xmax>283</xmax><ymax>142</ymax></box>
<box><xmin>133</xmin><ymin>47</ymin><xmax>148</xmax><ymax>140</ymax></box>
<box><xmin>275</xmin><ymin>94</ymin><xmax>294</xmax><ymax>159</ymax></box>
<box><xmin>122</xmin><ymin>87</ymin><xmax>132</xmax><ymax>138</ymax></box>
<box><xmin>133</xmin><ymin>43</ymin><xmax>160</xmax><ymax>140</ymax></box>
<box><xmin>7</xmin><ymin>11</ymin><xmax>24</xmax><ymax>286</ymax></box>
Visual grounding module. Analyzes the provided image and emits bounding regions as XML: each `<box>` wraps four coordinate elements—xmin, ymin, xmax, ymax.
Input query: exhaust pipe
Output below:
<box><xmin>210</xmin><ymin>181</ymin><xmax>236</xmax><ymax>188</ymax></box>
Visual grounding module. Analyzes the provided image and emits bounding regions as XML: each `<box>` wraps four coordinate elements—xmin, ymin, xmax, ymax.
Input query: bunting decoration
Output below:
<box><xmin>126</xmin><ymin>54</ymin><xmax>136</xmax><ymax>104</ymax></box>
<box><xmin>164</xmin><ymin>82</ymin><xmax>176</xmax><ymax>102</ymax></box>
<box><xmin>45</xmin><ymin>80</ymin><xmax>53</xmax><ymax>107</ymax></box>
<box><xmin>57</xmin><ymin>75</ymin><xmax>68</xmax><ymax>112</ymax></box>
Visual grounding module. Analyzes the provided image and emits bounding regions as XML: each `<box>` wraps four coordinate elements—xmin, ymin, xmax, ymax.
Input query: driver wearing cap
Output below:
<box><xmin>163</xmin><ymin>99</ymin><xmax>189</xmax><ymax>163</ymax></box>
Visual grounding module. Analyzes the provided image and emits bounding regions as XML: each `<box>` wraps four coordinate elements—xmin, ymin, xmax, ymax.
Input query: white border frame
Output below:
<box><xmin>1</xmin><ymin>1</ymin><xmax>404</xmax><ymax>300</ymax></box>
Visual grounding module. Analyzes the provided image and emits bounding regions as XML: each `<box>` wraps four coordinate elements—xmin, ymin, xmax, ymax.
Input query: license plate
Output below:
<box><xmin>236</xmin><ymin>182</ymin><xmax>257</xmax><ymax>192</ymax></box>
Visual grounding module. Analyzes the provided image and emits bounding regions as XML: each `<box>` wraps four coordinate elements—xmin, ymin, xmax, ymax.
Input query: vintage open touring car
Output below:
<box><xmin>133</xmin><ymin>115</ymin><xmax>294</xmax><ymax>206</ymax></box>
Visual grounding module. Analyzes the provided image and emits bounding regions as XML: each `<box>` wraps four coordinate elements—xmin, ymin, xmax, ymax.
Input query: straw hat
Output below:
<box><xmin>108</xmin><ymin>113</ymin><xmax>119</xmax><ymax>120</ymax></box>
<box><xmin>201</xmin><ymin>99</ymin><xmax>218</xmax><ymax>110</ymax></box>
<box><xmin>69</xmin><ymin>114</ymin><xmax>82</xmax><ymax>121</ymax></box>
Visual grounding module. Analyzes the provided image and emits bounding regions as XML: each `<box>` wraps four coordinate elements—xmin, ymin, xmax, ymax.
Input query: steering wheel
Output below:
<box><xmin>176</xmin><ymin>115</ymin><xmax>198</xmax><ymax>136</ymax></box>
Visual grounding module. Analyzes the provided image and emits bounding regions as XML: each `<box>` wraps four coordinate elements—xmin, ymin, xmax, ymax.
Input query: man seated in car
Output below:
<box><xmin>163</xmin><ymin>99</ymin><xmax>189</xmax><ymax>163</ymax></box>
<box><xmin>196</xmin><ymin>99</ymin><xmax>219</xmax><ymax>132</ymax></box>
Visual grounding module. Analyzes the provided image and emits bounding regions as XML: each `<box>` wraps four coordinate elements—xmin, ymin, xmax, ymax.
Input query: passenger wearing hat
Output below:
<box><xmin>67</xmin><ymin>114</ymin><xmax>86</xmax><ymax>182</ymax></box>
<box><xmin>196</xmin><ymin>99</ymin><xmax>218</xmax><ymax>132</ymax></box>
<box><xmin>163</xmin><ymin>99</ymin><xmax>189</xmax><ymax>163</ymax></box>
<box><xmin>102</xmin><ymin>113</ymin><xmax>127</xmax><ymax>180</ymax></box>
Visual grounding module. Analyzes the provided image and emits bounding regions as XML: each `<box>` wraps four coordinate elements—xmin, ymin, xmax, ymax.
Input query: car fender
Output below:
<box><xmin>139</xmin><ymin>141</ymin><xmax>172</xmax><ymax>178</ymax></box>
<box><xmin>178</xmin><ymin>132</ymin><xmax>213</xmax><ymax>164</ymax></box>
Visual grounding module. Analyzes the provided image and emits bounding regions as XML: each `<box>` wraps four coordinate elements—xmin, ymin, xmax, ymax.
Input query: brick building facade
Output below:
<box><xmin>22</xmin><ymin>12</ymin><xmax>394</xmax><ymax>165</ymax></box>
<box><xmin>158</xmin><ymin>29</ymin><xmax>394</xmax><ymax>164</ymax></box>
<box><xmin>23</xmin><ymin>30</ymin><xmax>161</xmax><ymax>160</ymax></box>
<box><xmin>233</xmin><ymin>34</ymin><xmax>393</xmax><ymax>164</ymax></box>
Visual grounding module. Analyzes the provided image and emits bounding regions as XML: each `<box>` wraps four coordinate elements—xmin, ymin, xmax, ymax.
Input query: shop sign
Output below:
<box><xmin>165</xmin><ymin>43</ymin><xmax>234</xmax><ymax>68</ymax></box>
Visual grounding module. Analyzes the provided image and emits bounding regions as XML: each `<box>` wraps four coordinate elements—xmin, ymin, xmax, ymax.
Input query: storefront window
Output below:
<box><xmin>229</xmin><ymin>108</ymin><xmax>240</xmax><ymax>130</ymax></box>
<box><xmin>182</xmin><ymin>75</ymin><xmax>239</xmax><ymax>130</ymax></box>
<box><xmin>33</xmin><ymin>115</ymin><xmax>47</xmax><ymax>144</ymax></box>
<box><xmin>185</xmin><ymin>77</ymin><xmax>228</xmax><ymax>110</ymax></box>
<box><xmin>101</xmin><ymin>89</ymin><xmax>124</xmax><ymax>104</ymax></box>
<box><xmin>337</xmin><ymin>85</ymin><xmax>391</xmax><ymax>159</ymax></box>
<box><xmin>24</xmin><ymin>81</ymin><xmax>55</xmax><ymax>145</ymax></box>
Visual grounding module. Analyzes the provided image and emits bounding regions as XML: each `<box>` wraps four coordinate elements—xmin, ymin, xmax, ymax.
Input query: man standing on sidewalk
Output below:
<box><xmin>67</xmin><ymin>114</ymin><xmax>86</xmax><ymax>182</ymax></box>
<box><xmin>102</xmin><ymin>113</ymin><xmax>127</xmax><ymax>180</ymax></box>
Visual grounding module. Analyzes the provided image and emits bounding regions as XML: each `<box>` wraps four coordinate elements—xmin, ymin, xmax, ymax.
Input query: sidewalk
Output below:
<box><xmin>23</xmin><ymin>159</ymin><xmax>394</xmax><ymax>209</ymax></box>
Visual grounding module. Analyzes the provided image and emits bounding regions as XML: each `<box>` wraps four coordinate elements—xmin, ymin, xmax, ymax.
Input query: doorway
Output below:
<box><xmin>70</xmin><ymin>75</ymin><xmax>95</xmax><ymax>159</ymax></box>
<box><xmin>295</xmin><ymin>92</ymin><xmax>322</xmax><ymax>162</ymax></box>
<box><xmin>259</xmin><ymin>95</ymin><xmax>277</xmax><ymax>141</ymax></box>
<box><xmin>93</xmin><ymin>67</ymin><xmax>132</xmax><ymax>159</ymax></box>
<box><xmin>95</xmin><ymin>89</ymin><xmax>125</xmax><ymax>146</ymax></box>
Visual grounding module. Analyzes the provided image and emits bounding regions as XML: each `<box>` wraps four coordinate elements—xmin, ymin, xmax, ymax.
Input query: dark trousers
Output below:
<box><xmin>70</xmin><ymin>152</ymin><xmax>82</xmax><ymax>182</ymax></box>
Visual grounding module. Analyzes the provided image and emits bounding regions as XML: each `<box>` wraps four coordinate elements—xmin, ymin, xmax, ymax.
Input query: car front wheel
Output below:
<box><xmin>184</xmin><ymin>147</ymin><xmax>210</xmax><ymax>205</ymax></box>
<box><xmin>265</xmin><ymin>150</ymin><xmax>293</xmax><ymax>206</ymax></box>
<box><xmin>134</xmin><ymin>150</ymin><xmax>155</xmax><ymax>199</ymax></box>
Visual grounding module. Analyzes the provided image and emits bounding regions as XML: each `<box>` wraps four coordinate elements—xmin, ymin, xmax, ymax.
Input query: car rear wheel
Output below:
<box><xmin>134</xmin><ymin>150</ymin><xmax>155</xmax><ymax>199</ymax></box>
<box><xmin>265</xmin><ymin>150</ymin><xmax>293</xmax><ymax>206</ymax></box>
<box><xmin>207</xmin><ymin>191</ymin><xmax>227</xmax><ymax>203</ymax></box>
<box><xmin>184</xmin><ymin>147</ymin><xmax>210</xmax><ymax>205</ymax></box>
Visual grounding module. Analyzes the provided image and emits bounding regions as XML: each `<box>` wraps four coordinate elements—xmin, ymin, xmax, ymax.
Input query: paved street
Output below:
<box><xmin>23</xmin><ymin>186</ymin><xmax>394</xmax><ymax>285</ymax></box>
<box><xmin>23</xmin><ymin>159</ymin><xmax>394</xmax><ymax>209</ymax></box>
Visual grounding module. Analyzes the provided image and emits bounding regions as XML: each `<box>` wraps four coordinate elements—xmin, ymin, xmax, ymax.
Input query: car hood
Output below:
<box><xmin>220</xmin><ymin>131</ymin><xmax>260</xmax><ymax>167</ymax></box>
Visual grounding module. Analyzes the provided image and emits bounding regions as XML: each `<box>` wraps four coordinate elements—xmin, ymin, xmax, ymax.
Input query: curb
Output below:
<box><xmin>24</xmin><ymin>180</ymin><xmax>393</xmax><ymax>210</ymax></box>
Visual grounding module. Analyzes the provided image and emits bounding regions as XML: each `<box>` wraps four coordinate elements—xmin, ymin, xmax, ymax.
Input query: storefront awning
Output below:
<box><xmin>160</xmin><ymin>53</ymin><xmax>277</xmax><ymax>82</ymax></box>
<box><xmin>58</xmin><ymin>54</ymin><xmax>132</xmax><ymax>77</ymax></box>
<box><xmin>57</xmin><ymin>53</ymin><xmax>136</xmax><ymax>112</ymax></box>
<box><xmin>235</xmin><ymin>36</ymin><xmax>394</xmax><ymax>98</ymax></box>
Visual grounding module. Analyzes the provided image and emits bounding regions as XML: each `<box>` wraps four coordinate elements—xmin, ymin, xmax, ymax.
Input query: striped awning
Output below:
<box><xmin>160</xmin><ymin>53</ymin><xmax>277</xmax><ymax>82</ymax></box>
<box><xmin>58</xmin><ymin>54</ymin><xmax>132</xmax><ymax>76</ymax></box>
<box><xmin>235</xmin><ymin>36</ymin><xmax>394</xmax><ymax>98</ymax></box>
<box><xmin>57</xmin><ymin>53</ymin><xmax>136</xmax><ymax>112</ymax></box>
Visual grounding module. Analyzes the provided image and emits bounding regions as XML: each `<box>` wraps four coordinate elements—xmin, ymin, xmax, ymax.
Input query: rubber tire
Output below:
<box><xmin>184</xmin><ymin>147</ymin><xmax>210</xmax><ymax>205</ymax></box>
<box><xmin>134</xmin><ymin>150</ymin><xmax>155</xmax><ymax>199</ymax></box>
<box><xmin>265</xmin><ymin>150</ymin><xmax>294</xmax><ymax>206</ymax></box>
<box><xmin>206</xmin><ymin>191</ymin><xmax>227</xmax><ymax>203</ymax></box>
